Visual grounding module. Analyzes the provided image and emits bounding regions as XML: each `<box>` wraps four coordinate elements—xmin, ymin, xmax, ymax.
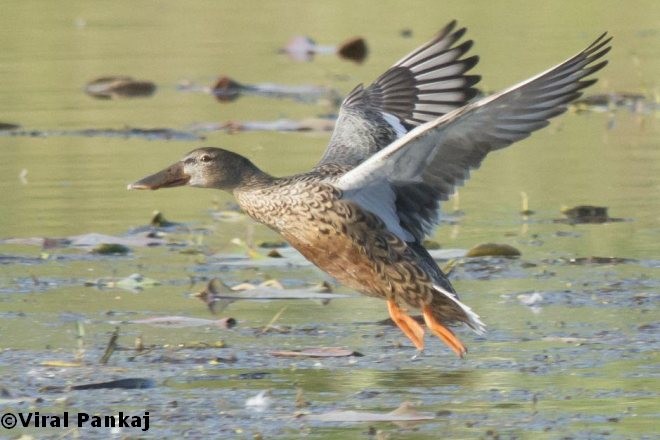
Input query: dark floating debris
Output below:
<box><xmin>553</xmin><ymin>256</ymin><xmax>636</xmax><ymax>265</ymax></box>
<box><xmin>466</xmin><ymin>243</ymin><xmax>521</xmax><ymax>258</ymax></box>
<box><xmin>0</xmin><ymin>122</ymin><xmax>20</xmax><ymax>131</ymax></box>
<box><xmin>85</xmin><ymin>76</ymin><xmax>156</xmax><ymax>99</ymax></box>
<box><xmin>337</xmin><ymin>36</ymin><xmax>368</xmax><ymax>63</ymax></box>
<box><xmin>281</xmin><ymin>35</ymin><xmax>368</xmax><ymax>63</ymax></box>
<box><xmin>195</xmin><ymin>278</ymin><xmax>234</xmax><ymax>314</ymax></box>
<box><xmin>41</xmin><ymin>378</ymin><xmax>156</xmax><ymax>393</ymax></box>
<box><xmin>572</xmin><ymin>92</ymin><xmax>658</xmax><ymax>114</ymax></box>
<box><xmin>188</xmin><ymin>117</ymin><xmax>335</xmax><ymax>134</ymax></box>
<box><xmin>150</xmin><ymin>210</ymin><xmax>180</xmax><ymax>228</ymax></box>
<box><xmin>210</xmin><ymin>75</ymin><xmax>340</xmax><ymax>104</ymax></box>
<box><xmin>270</xmin><ymin>347</ymin><xmax>363</xmax><ymax>358</ymax></box>
<box><xmin>72</xmin><ymin>378</ymin><xmax>156</xmax><ymax>391</ymax></box>
<box><xmin>0</xmin><ymin>127</ymin><xmax>202</xmax><ymax>141</ymax></box>
<box><xmin>377</xmin><ymin>315</ymin><xmax>424</xmax><ymax>327</ymax></box>
<box><xmin>557</xmin><ymin>205</ymin><xmax>624</xmax><ymax>224</ymax></box>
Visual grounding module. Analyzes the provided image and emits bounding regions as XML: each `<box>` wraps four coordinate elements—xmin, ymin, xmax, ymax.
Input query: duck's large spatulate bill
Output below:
<box><xmin>128</xmin><ymin>161</ymin><xmax>190</xmax><ymax>190</ymax></box>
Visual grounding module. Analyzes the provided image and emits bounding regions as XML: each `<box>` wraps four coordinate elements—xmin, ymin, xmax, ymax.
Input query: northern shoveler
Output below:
<box><xmin>129</xmin><ymin>21</ymin><xmax>611</xmax><ymax>357</ymax></box>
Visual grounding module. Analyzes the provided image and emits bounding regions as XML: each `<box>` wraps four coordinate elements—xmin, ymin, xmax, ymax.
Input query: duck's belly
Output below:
<box><xmin>282</xmin><ymin>228</ymin><xmax>387</xmax><ymax>298</ymax></box>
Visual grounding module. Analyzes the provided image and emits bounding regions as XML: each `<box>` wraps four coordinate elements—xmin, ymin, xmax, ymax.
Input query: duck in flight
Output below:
<box><xmin>129</xmin><ymin>21</ymin><xmax>611</xmax><ymax>357</ymax></box>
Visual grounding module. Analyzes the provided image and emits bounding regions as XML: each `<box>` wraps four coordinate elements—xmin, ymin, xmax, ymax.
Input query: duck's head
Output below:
<box><xmin>128</xmin><ymin>147</ymin><xmax>264</xmax><ymax>191</ymax></box>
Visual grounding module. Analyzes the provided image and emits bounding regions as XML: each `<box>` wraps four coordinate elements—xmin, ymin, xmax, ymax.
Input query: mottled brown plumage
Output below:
<box><xmin>129</xmin><ymin>24</ymin><xmax>610</xmax><ymax>357</ymax></box>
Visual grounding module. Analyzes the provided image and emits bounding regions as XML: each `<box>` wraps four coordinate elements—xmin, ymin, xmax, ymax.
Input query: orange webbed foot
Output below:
<box><xmin>422</xmin><ymin>305</ymin><xmax>467</xmax><ymax>358</ymax></box>
<box><xmin>387</xmin><ymin>300</ymin><xmax>425</xmax><ymax>350</ymax></box>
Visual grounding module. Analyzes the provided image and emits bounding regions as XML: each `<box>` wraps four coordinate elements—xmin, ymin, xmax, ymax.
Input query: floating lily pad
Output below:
<box><xmin>558</xmin><ymin>205</ymin><xmax>623</xmax><ymax>224</ymax></box>
<box><xmin>466</xmin><ymin>243</ymin><xmax>521</xmax><ymax>258</ymax></box>
<box><xmin>85</xmin><ymin>76</ymin><xmax>156</xmax><ymax>99</ymax></box>
<box><xmin>91</xmin><ymin>243</ymin><xmax>130</xmax><ymax>255</ymax></box>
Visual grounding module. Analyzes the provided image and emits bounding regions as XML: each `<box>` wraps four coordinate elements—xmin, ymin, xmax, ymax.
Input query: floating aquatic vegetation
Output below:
<box><xmin>558</xmin><ymin>205</ymin><xmax>624</xmax><ymax>224</ymax></box>
<box><xmin>0</xmin><ymin>126</ymin><xmax>202</xmax><ymax>141</ymax></box>
<box><xmin>39</xmin><ymin>378</ymin><xmax>155</xmax><ymax>393</ymax></box>
<box><xmin>84</xmin><ymin>76</ymin><xmax>156</xmax><ymax>99</ymax></box>
<box><xmin>209</xmin><ymin>75</ymin><xmax>341</xmax><ymax>105</ymax></box>
<box><xmin>269</xmin><ymin>347</ymin><xmax>362</xmax><ymax>358</ymax></box>
<box><xmin>281</xmin><ymin>35</ymin><xmax>368</xmax><ymax>63</ymax></box>
<box><xmin>197</xmin><ymin>279</ymin><xmax>351</xmax><ymax>301</ymax></box>
<box><xmin>91</xmin><ymin>243</ymin><xmax>131</xmax><ymax>255</ymax></box>
<box><xmin>149</xmin><ymin>210</ymin><xmax>180</xmax><ymax>228</ymax></box>
<box><xmin>422</xmin><ymin>239</ymin><xmax>442</xmax><ymax>250</ymax></box>
<box><xmin>191</xmin><ymin>277</ymin><xmax>345</xmax><ymax>317</ymax></box>
<box><xmin>210</xmin><ymin>210</ymin><xmax>247</xmax><ymax>222</ymax></box>
<box><xmin>84</xmin><ymin>273</ymin><xmax>160</xmax><ymax>292</ymax></box>
<box><xmin>548</xmin><ymin>256</ymin><xmax>636</xmax><ymax>265</ymax></box>
<box><xmin>0</xmin><ymin>122</ymin><xmax>19</xmax><ymax>130</ymax></box>
<box><xmin>124</xmin><ymin>316</ymin><xmax>236</xmax><ymax>329</ymax></box>
<box><xmin>257</xmin><ymin>240</ymin><xmax>288</xmax><ymax>249</ymax></box>
<box><xmin>304</xmin><ymin>401</ymin><xmax>434</xmax><ymax>422</ymax></box>
<box><xmin>194</xmin><ymin>278</ymin><xmax>234</xmax><ymax>314</ymax></box>
<box><xmin>72</xmin><ymin>378</ymin><xmax>156</xmax><ymax>391</ymax></box>
<box><xmin>466</xmin><ymin>243</ymin><xmax>521</xmax><ymax>258</ymax></box>
<box><xmin>571</xmin><ymin>92</ymin><xmax>658</xmax><ymax>114</ymax></box>
<box><xmin>2</xmin><ymin>232</ymin><xmax>166</xmax><ymax>249</ymax></box>
<box><xmin>188</xmin><ymin>117</ymin><xmax>336</xmax><ymax>134</ymax></box>
<box><xmin>99</xmin><ymin>327</ymin><xmax>120</xmax><ymax>365</ymax></box>
<box><xmin>258</xmin><ymin>306</ymin><xmax>287</xmax><ymax>335</ymax></box>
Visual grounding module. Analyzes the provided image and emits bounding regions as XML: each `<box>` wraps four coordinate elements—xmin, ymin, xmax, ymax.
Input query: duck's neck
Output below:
<box><xmin>233</xmin><ymin>165</ymin><xmax>275</xmax><ymax>191</ymax></box>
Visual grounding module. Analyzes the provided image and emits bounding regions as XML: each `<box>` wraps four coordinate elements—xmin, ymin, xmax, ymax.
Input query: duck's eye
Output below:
<box><xmin>200</xmin><ymin>154</ymin><xmax>212</xmax><ymax>163</ymax></box>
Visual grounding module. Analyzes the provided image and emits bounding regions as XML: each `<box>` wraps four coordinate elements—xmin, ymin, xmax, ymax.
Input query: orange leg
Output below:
<box><xmin>422</xmin><ymin>305</ymin><xmax>467</xmax><ymax>358</ymax></box>
<box><xmin>387</xmin><ymin>300</ymin><xmax>425</xmax><ymax>350</ymax></box>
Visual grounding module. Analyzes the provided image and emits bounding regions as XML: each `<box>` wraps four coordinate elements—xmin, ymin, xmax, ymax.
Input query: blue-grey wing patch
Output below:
<box><xmin>317</xmin><ymin>20</ymin><xmax>480</xmax><ymax>169</ymax></box>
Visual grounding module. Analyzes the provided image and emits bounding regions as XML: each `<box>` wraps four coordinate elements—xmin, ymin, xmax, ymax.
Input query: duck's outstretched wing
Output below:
<box><xmin>336</xmin><ymin>33</ymin><xmax>612</xmax><ymax>242</ymax></box>
<box><xmin>316</xmin><ymin>20</ymin><xmax>480</xmax><ymax>169</ymax></box>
